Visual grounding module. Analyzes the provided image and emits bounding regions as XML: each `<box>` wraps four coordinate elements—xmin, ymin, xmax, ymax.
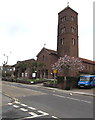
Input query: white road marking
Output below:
<box><xmin>38</xmin><ymin>110</ymin><xmax>49</xmax><ymax>115</ymax></box>
<box><xmin>81</xmin><ymin>100</ymin><xmax>91</xmax><ymax>103</ymax></box>
<box><xmin>53</xmin><ymin>94</ymin><xmax>66</xmax><ymax>98</ymax></box>
<box><xmin>52</xmin><ymin>116</ymin><xmax>58</xmax><ymax>119</ymax></box>
<box><xmin>14</xmin><ymin>101</ymin><xmax>20</xmax><ymax>104</ymax></box>
<box><xmin>26</xmin><ymin>111</ymin><xmax>49</xmax><ymax>119</ymax></box>
<box><xmin>28</xmin><ymin>106</ymin><xmax>36</xmax><ymax>110</ymax></box>
<box><xmin>8</xmin><ymin>103</ymin><xmax>13</xmax><ymax>105</ymax></box>
<box><xmin>66</xmin><ymin>97</ymin><xmax>80</xmax><ymax>101</ymax></box>
<box><xmin>20</xmin><ymin>103</ymin><xmax>27</xmax><ymax>107</ymax></box>
<box><xmin>53</xmin><ymin>94</ymin><xmax>91</xmax><ymax>103</ymax></box>
<box><xmin>13</xmin><ymin>105</ymin><xmax>19</xmax><ymax>108</ymax></box>
<box><xmin>28</xmin><ymin>112</ymin><xmax>38</xmax><ymax>116</ymax></box>
<box><xmin>20</xmin><ymin>108</ymin><xmax>28</xmax><ymax>112</ymax></box>
<box><xmin>8</xmin><ymin>100</ymin><xmax>50</xmax><ymax>119</ymax></box>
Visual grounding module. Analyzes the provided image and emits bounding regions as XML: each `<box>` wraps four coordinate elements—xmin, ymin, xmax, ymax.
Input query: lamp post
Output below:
<box><xmin>3</xmin><ymin>54</ymin><xmax>8</xmax><ymax>65</ymax></box>
<box><xmin>3</xmin><ymin>54</ymin><xmax>8</xmax><ymax>78</ymax></box>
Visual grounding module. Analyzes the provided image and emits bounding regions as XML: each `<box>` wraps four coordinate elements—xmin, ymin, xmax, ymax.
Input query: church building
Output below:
<box><xmin>36</xmin><ymin>5</ymin><xmax>95</xmax><ymax>78</ymax></box>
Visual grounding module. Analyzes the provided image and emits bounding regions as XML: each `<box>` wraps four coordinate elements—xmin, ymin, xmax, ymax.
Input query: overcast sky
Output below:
<box><xmin>0</xmin><ymin>0</ymin><xmax>94</xmax><ymax>65</ymax></box>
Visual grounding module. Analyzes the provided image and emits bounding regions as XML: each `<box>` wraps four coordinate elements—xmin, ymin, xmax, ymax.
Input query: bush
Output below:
<box><xmin>43</xmin><ymin>79</ymin><xmax>58</xmax><ymax>88</ymax></box>
<box><xmin>57</xmin><ymin>76</ymin><xmax>64</xmax><ymax>83</ymax></box>
<box><xmin>56</xmin><ymin>76</ymin><xmax>79</xmax><ymax>89</ymax></box>
<box><xmin>66</xmin><ymin>77</ymin><xmax>79</xmax><ymax>88</ymax></box>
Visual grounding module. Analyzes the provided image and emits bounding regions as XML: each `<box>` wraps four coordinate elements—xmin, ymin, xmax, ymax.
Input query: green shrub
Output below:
<box><xmin>57</xmin><ymin>76</ymin><xmax>64</xmax><ymax>83</ymax></box>
<box><xmin>47</xmin><ymin>79</ymin><xmax>57</xmax><ymax>84</ymax></box>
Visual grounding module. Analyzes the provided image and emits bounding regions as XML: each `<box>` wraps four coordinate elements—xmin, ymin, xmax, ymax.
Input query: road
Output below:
<box><xmin>2</xmin><ymin>81</ymin><xmax>94</xmax><ymax>119</ymax></box>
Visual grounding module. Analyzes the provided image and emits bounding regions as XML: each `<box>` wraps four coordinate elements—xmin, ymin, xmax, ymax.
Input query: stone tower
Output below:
<box><xmin>57</xmin><ymin>6</ymin><xmax>79</xmax><ymax>58</ymax></box>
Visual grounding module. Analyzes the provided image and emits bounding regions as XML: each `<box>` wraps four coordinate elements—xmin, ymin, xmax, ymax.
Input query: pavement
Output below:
<box><xmin>36</xmin><ymin>83</ymin><xmax>95</xmax><ymax>97</ymax></box>
<box><xmin>2</xmin><ymin>81</ymin><xmax>95</xmax><ymax>97</ymax></box>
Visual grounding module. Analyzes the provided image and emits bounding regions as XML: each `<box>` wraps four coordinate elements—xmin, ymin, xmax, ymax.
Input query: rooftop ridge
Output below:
<box><xmin>58</xmin><ymin>6</ymin><xmax>78</xmax><ymax>15</ymax></box>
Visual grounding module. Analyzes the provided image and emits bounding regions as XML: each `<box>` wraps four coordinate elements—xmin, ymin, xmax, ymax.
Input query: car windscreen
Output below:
<box><xmin>80</xmin><ymin>76</ymin><xmax>90</xmax><ymax>81</ymax></box>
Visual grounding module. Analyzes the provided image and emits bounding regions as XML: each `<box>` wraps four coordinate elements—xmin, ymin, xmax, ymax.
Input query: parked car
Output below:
<box><xmin>78</xmin><ymin>75</ymin><xmax>95</xmax><ymax>88</ymax></box>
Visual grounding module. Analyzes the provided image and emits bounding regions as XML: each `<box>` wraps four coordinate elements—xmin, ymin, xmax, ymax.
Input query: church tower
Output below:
<box><xmin>57</xmin><ymin>5</ymin><xmax>79</xmax><ymax>58</ymax></box>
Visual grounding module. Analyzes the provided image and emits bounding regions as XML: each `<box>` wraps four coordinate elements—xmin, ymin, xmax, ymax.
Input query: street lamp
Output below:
<box><xmin>3</xmin><ymin>54</ymin><xmax>8</xmax><ymax>65</ymax></box>
<box><xmin>3</xmin><ymin>54</ymin><xmax>8</xmax><ymax>78</ymax></box>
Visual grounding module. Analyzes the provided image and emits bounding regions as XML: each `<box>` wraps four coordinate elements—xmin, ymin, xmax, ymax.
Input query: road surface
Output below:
<box><xmin>2</xmin><ymin>81</ymin><xmax>94</xmax><ymax>119</ymax></box>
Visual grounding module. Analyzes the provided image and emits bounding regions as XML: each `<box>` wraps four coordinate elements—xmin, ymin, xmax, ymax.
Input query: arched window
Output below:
<box><xmin>71</xmin><ymin>27</ymin><xmax>75</xmax><ymax>33</ymax></box>
<box><xmin>60</xmin><ymin>38</ymin><xmax>64</xmax><ymax>45</ymax></box>
<box><xmin>71</xmin><ymin>16</ymin><xmax>74</xmax><ymax>21</ymax></box>
<box><xmin>72</xmin><ymin>38</ymin><xmax>75</xmax><ymax>45</ymax></box>
<box><xmin>60</xmin><ymin>16</ymin><xmax>66</xmax><ymax>22</ymax></box>
<box><xmin>60</xmin><ymin>27</ymin><xmax>66</xmax><ymax>33</ymax></box>
<box><xmin>43</xmin><ymin>55</ymin><xmax>44</xmax><ymax>61</ymax></box>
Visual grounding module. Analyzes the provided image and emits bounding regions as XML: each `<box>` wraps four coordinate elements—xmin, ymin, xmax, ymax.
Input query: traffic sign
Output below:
<box><xmin>53</xmin><ymin>69</ymin><xmax>57</xmax><ymax>73</ymax></box>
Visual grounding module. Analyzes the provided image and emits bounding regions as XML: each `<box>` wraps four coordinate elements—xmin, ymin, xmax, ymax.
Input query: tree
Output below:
<box><xmin>31</xmin><ymin>62</ymin><xmax>37</xmax><ymax>73</ymax></box>
<box><xmin>15</xmin><ymin>61</ymin><xmax>37</xmax><ymax>78</ymax></box>
<box><xmin>15</xmin><ymin>62</ymin><xmax>28</xmax><ymax>77</ymax></box>
<box><xmin>37</xmin><ymin>62</ymin><xmax>46</xmax><ymax>78</ymax></box>
<box><xmin>52</xmin><ymin>55</ymin><xmax>85</xmax><ymax>89</ymax></box>
<box><xmin>16</xmin><ymin>63</ymin><xmax>28</xmax><ymax>72</ymax></box>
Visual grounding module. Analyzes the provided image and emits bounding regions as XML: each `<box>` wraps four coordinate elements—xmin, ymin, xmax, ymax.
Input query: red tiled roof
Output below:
<box><xmin>80</xmin><ymin>58</ymin><xmax>95</xmax><ymax>65</ymax></box>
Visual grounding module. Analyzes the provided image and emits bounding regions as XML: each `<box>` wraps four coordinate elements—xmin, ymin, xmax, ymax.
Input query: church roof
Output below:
<box><xmin>45</xmin><ymin>48</ymin><xmax>57</xmax><ymax>55</ymax></box>
<box><xmin>80</xmin><ymin>58</ymin><xmax>95</xmax><ymax>65</ymax></box>
<box><xmin>17</xmin><ymin>59</ymin><xmax>35</xmax><ymax>64</ymax></box>
<box><xmin>36</xmin><ymin>47</ymin><xmax>57</xmax><ymax>57</ymax></box>
<box><xmin>58</xmin><ymin>6</ymin><xmax>78</xmax><ymax>15</ymax></box>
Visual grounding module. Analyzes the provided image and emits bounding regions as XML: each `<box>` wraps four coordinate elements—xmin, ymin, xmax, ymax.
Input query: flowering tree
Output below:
<box><xmin>52</xmin><ymin>55</ymin><xmax>85</xmax><ymax>81</ymax></box>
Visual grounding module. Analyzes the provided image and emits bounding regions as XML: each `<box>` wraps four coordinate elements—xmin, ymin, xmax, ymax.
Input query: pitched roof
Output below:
<box><xmin>17</xmin><ymin>59</ymin><xmax>35</xmax><ymax>64</ymax></box>
<box><xmin>45</xmin><ymin>48</ymin><xmax>57</xmax><ymax>55</ymax></box>
<box><xmin>36</xmin><ymin>47</ymin><xmax>57</xmax><ymax>57</ymax></box>
<box><xmin>80</xmin><ymin>58</ymin><xmax>95</xmax><ymax>65</ymax></box>
<box><xmin>58</xmin><ymin>6</ymin><xmax>78</xmax><ymax>15</ymax></box>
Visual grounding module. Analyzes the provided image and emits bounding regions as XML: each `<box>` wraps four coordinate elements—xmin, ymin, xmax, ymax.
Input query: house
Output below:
<box><xmin>2</xmin><ymin>64</ymin><xmax>15</xmax><ymax>78</ymax></box>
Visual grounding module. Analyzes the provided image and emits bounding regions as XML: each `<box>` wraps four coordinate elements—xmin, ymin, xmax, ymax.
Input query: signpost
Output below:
<box><xmin>53</xmin><ymin>69</ymin><xmax>57</xmax><ymax>79</ymax></box>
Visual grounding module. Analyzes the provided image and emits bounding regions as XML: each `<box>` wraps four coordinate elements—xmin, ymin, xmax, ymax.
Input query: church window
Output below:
<box><xmin>60</xmin><ymin>38</ymin><xmax>64</xmax><ymax>45</ymax></box>
<box><xmin>61</xmin><ymin>27</ymin><xmax>66</xmax><ymax>33</ymax></box>
<box><xmin>71</xmin><ymin>27</ymin><xmax>75</xmax><ymax>33</ymax></box>
<box><xmin>60</xmin><ymin>16</ymin><xmax>66</xmax><ymax>22</ymax></box>
<box><xmin>43</xmin><ymin>55</ymin><xmax>44</xmax><ymax>61</ymax></box>
<box><xmin>71</xmin><ymin>16</ymin><xmax>74</xmax><ymax>21</ymax></box>
<box><xmin>72</xmin><ymin>38</ymin><xmax>75</xmax><ymax>45</ymax></box>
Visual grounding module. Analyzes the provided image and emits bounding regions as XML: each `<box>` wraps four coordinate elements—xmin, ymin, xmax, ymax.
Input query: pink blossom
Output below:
<box><xmin>52</xmin><ymin>55</ymin><xmax>85</xmax><ymax>72</ymax></box>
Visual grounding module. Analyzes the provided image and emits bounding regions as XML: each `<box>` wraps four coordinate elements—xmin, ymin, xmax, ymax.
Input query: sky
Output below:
<box><xmin>0</xmin><ymin>0</ymin><xmax>94</xmax><ymax>66</ymax></box>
